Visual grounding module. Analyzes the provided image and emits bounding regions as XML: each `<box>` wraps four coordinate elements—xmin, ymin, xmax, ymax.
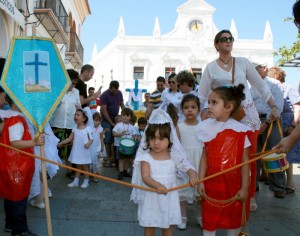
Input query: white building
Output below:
<box><xmin>89</xmin><ymin>0</ymin><xmax>274</xmax><ymax>93</ymax></box>
<box><xmin>0</xmin><ymin>0</ymin><xmax>91</xmax><ymax>69</ymax></box>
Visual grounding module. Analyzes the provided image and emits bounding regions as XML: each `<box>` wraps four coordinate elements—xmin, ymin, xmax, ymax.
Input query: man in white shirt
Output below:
<box><xmin>251</xmin><ymin>63</ymin><xmax>285</xmax><ymax>198</ymax></box>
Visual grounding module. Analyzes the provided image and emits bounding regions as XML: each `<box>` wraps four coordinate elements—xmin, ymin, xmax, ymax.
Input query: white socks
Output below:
<box><xmin>73</xmin><ymin>177</ymin><xmax>79</xmax><ymax>184</ymax></box>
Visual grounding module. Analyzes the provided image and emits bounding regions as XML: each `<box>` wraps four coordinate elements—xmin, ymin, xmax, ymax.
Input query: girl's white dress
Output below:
<box><xmin>131</xmin><ymin>108</ymin><xmax>195</xmax><ymax>229</ymax></box>
<box><xmin>135</xmin><ymin>153</ymin><xmax>181</xmax><ymax>228</ymax></box>
<box><xmin>90</xmin><ymin>125</ymin><xmax>103</xmax><ymax>173</ymax></box>
<box><xmin>178</xmin><ymin>121</ymin><xmax>203</xmax><ymax>202</ymax></box>
<box><xmin>68</xmin><ymin>126</ymin><xmax>93</xmax><ymax>164</ymax></box>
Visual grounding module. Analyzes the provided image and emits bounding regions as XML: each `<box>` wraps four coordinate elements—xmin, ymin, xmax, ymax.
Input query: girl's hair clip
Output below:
<box><xmin>223</xmin><ymin>84</ymin><xmax>233</xmax><ymax>88</ymax></box>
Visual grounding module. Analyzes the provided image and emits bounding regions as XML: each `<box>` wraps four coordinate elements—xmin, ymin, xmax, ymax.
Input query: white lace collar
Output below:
<box><xmin>0</xmin><ymin>109</ymin><xmax>24</xmax><ymax>119</ymax></box>
<box><xmin>196</xmin><ymin>118</ymin><xmax>250</xmax><ymax>142</ymax></box>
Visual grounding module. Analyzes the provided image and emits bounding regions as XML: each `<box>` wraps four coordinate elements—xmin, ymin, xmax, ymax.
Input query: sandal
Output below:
<box><xmin>285</xmin><ymin>186</ymin><xmax>295</xmax><ymax>194</ymax></box>
<box><xmin>250</xmin><ymin>198</ymin><xmax>257</xmax><ymax>212</ymax></box>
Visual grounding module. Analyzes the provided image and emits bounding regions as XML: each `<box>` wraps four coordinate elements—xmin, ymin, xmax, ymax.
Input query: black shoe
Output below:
<box><xmin>4</xmin><ymin>225</ymin><xmax>12</xmax><ymax>232</ymax></box>
<box><xmin>123</xmin><ymin>171</ymin><xmax>132</xmax><ymax>178</ymax></box>
<box><xmin>256</xmin><ymin>185</ymin><xmax>259</xmax><ymax>192</ymax></box>
<box><xmin>259</xmin><ymin>174</ymin><xmax>268</xmax><ymax>182</ymax></box>
<box><xmin>66</xmin><ymin>172</ymin><xmax>75</xmax><ymax>179</ymax></box>
<box><xmin>12</xmin><ymin>231</ymin><xmax>38</xmax><ymax>236</ymax></box>
<box><xmin>274</xmin><ymin>191</ymin><xmax>285</xmax><ymax>198</ymax></box>
<box><xmin>118</xmin><ymin>172</ymin><xmax>124</xmax><ymax>180</ymax></box>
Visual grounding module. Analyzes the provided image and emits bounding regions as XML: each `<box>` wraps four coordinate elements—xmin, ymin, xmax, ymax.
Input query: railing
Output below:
<box><xmin>68</xmin><ymin>32</ymin><xmax>84</xmax><ymax>62</ymax></box>
<box><xmin>34</xmin><ymin>0</ymin><xmax>69</xmax><ymax>33</ymax></box>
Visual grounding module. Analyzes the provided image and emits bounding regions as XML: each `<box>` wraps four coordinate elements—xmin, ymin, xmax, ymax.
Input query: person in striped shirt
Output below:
<box><xmin>145</xmin><ymin>76</ymin><xmax>166</xmax><ymax>119</ymax></box>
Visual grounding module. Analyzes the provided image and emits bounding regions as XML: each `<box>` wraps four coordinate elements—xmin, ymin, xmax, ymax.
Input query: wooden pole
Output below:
<box><xmin>40</xmin><ymin>145</ymin><xmax>53</xmax><ymax>236</ymax></box>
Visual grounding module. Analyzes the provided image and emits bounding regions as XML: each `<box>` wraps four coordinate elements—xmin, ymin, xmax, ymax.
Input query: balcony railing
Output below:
<box><xmin>34</xmin><ymin>0</ymin><xmax>69</xmax><ymax>44</ymax></box>
<box><xmin>65</xmin><ymin>32</ymin><xmax>84</xmax><ymax>69</ymax></box>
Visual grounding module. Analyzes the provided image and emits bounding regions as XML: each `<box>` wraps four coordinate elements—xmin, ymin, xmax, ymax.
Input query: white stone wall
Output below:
<box><xmin>89</xmin><ymin>0</ymin><xmax>274</xmax><ymax>95</ymax></box>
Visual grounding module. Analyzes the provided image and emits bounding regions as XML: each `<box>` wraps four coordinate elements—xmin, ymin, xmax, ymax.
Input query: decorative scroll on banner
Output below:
<box><xmin>0</xmin><ymin>36</ymin><xmax>71</xmax><ymax>132</ymax></box>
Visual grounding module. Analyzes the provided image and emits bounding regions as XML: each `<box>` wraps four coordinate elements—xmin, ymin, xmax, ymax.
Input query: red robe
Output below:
<box><xmin>203</xmin><ymin>129</ymin><xmax>247</xmax><ymax>231</ymax></box>
<box><xmin>0</xmin><ymin>116</ymin><xmax>34</xmax><ymax>201</ymax></box>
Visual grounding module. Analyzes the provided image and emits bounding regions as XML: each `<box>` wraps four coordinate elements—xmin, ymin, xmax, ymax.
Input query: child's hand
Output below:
<box><xmin>156</xmin><ymin>184</ymin><xmax>168</xmax><ymax>194</ymax></box>
<box><xmin>188</xmin><ymin>170</ymin><xmax>198</xmax><ymax>187</ymax></box>
<box><xmin>84</xmin><ymin>143</ymin><xmax>91</xmax><ymax>149</ymax></box>
<box><xmin>197</xmin><ymin>183</ymin><xmax>205</xmax><ymax>201</ymax></box>
<box><xmin>236</xmin><ymin>188</ymin><xmax>248</xmax><ymax>202</ymax></box>
<box><xmin>259</xmin><ymin>122</ymin><xmax>268</xmax><ymax>134</ymax></box>
<box><xmin>189</xmin><ymin>177</ymin><xmax>198</xmax><ymax>187</ymax></box>
<box><xmin>57</xmin><ymin>142</ymin><xmax>63</xmax><ymax>148</ymax></box>
<box><xmin>35</xmin><ymin>134</ymin><xmax>45</xmax><ymax>146</ymax></box>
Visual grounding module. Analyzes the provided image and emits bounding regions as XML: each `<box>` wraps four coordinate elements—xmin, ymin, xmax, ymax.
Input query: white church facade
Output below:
<box><xmin>89</xmin><ymin>0</ymin><xmax>274</xmax><ymax>93</ymax></box>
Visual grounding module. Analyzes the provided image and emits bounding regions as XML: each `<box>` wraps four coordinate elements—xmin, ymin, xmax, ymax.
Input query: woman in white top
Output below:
<box><xmin>160</xmin><ymin>73</ymin><xmax>185</xmax><ymax>124</ymax></box>
<box><xmin>198</xmin><ymin>29</ymin><xmax>281</xmax><ymax>212</ymax></box>
<box><xmin>160</xmin><ymin>74</ymin><xmax>183</xmax><ymax>110</ymax></box>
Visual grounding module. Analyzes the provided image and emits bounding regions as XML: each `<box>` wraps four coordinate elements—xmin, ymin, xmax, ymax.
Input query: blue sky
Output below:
<box><xmin>81</xmin><ymin>0</ymin><xmax>300</xmax><ymax>87</ymax></box>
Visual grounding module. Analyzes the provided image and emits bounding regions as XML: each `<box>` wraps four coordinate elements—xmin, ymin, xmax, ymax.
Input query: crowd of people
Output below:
<box><xmin>0</xmin><ymin>2</ymin><xmax>299</xmax><ymax>236</ymax></box>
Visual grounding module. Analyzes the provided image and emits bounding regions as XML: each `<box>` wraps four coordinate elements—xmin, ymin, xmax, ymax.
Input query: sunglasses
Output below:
<box><xmin>219</xmin><ymin>36</ymin><xmax>234</xmax><ymax>43</ymax></box>
<box><xmin>168</xmin><ymin>81</ymin><xmax>176</xmax><ymax>84</ymax></box>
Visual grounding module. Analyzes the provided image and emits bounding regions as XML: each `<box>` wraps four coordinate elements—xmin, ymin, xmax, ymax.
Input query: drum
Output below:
<box><xmin>118</xmin><ymin>138</ymin><xmax>135</xmax><ymax>155</ymax></box>
<box><xmin>262</xmin><ymin>153</ymin><xmax>289</xmax><ymax>173</ymax></box>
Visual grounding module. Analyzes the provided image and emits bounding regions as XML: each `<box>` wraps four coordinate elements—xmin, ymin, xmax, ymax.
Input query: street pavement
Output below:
<box><xmin>0</xmin><ymin>161</ymin><xmax>300</xmax><ymax>236</ymax></box>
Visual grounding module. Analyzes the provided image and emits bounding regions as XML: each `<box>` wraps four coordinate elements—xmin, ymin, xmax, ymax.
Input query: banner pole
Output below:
<box><xmin>41</xmin><ymin>145</ymin><xmax>53</xmax><ymax>236</ymax></box>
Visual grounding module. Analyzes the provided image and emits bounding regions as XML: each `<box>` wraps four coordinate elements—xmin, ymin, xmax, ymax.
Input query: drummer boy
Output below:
<box><xmin>113</xmin><ymin>108</ymin><xmax>137</xmax><ymax>180</ymax></box>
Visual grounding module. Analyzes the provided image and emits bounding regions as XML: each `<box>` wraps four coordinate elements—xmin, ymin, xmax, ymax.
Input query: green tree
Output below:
<box><xmin>274</xmin><ymin>11</ymin><xmax>300</xmax><ymax>66</ymax></box>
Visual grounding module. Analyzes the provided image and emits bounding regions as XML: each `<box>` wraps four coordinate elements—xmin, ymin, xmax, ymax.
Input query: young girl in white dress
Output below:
<box><xmin>177</xmin><ymin>94</ymin><xmax>203</xmax><ymax>230</ymax></box>
<box><xmin>90</xmin><ymin>112</ymin><xmax>104</xmax><ymax>182</ymax></box>
<box><xmin>58</xmin><ymin>109</ymin><xmax>93</xmax><ymax>188</ymax></box>
<box><xmin>131</xmin><ymin>109</ymin><xmax>197</xmax><ymax>236</ymax></box>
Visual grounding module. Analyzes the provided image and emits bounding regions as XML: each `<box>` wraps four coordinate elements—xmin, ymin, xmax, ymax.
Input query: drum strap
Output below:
<box><xmin>262</xmin><ymin>120</ymin><xmax>283</xmax><ymax>152</ymax></box>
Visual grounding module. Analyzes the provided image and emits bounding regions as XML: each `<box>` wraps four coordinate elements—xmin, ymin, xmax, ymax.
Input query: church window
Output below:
<box><xmin>191</xmin><ymin>68</ymin><xmax>202</xmax><ymax>83</ymax></box>
<box><xmin>165</xmin><ymin>67</ymin><xmax>175</xmax><ymax>79</ymax></box>
<box><xmin>133</xmin><ymin>66</ymin><xmax>144</xmax><ymax>80</ymax></box>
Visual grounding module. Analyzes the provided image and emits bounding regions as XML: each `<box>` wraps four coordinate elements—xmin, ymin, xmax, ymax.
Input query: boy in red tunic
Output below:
<box><xmin>0</xmin><ymin>95</ymin><xmax>44</xmax><ymax>236</ymax></box>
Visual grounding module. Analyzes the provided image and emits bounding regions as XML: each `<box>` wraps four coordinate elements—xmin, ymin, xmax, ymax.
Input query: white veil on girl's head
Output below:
<box><xmin>130</xmin><ymin>108</ymin><xmax>194</xmax><ymax>204</ymax></box>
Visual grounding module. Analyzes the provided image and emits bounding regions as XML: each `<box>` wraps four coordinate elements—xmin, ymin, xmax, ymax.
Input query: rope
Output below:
<box><xmin>168</xmin><ymin>148</ymin><xmax>278</xmax><ymax>192</ymax></box>
<box><xmin>201</xmin><ymin>192</ymin><xmax>237</xmax><ymax>208</ymax></box>
<box><xmin>261</xmin><ymin>120</ymin><xmax>282</xmax><ymax>153</ymax></box>
<box><xmin>0</xmin><ymin>142</ymin><xmax>279</xmax><ymax>193</ymax></box>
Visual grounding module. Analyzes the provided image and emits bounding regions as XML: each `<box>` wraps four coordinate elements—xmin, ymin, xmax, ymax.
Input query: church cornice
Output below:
<box><xmin>177</xmin><ymin>0</ymin><xmax>216</xmax><ymax>15</ymax></box>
